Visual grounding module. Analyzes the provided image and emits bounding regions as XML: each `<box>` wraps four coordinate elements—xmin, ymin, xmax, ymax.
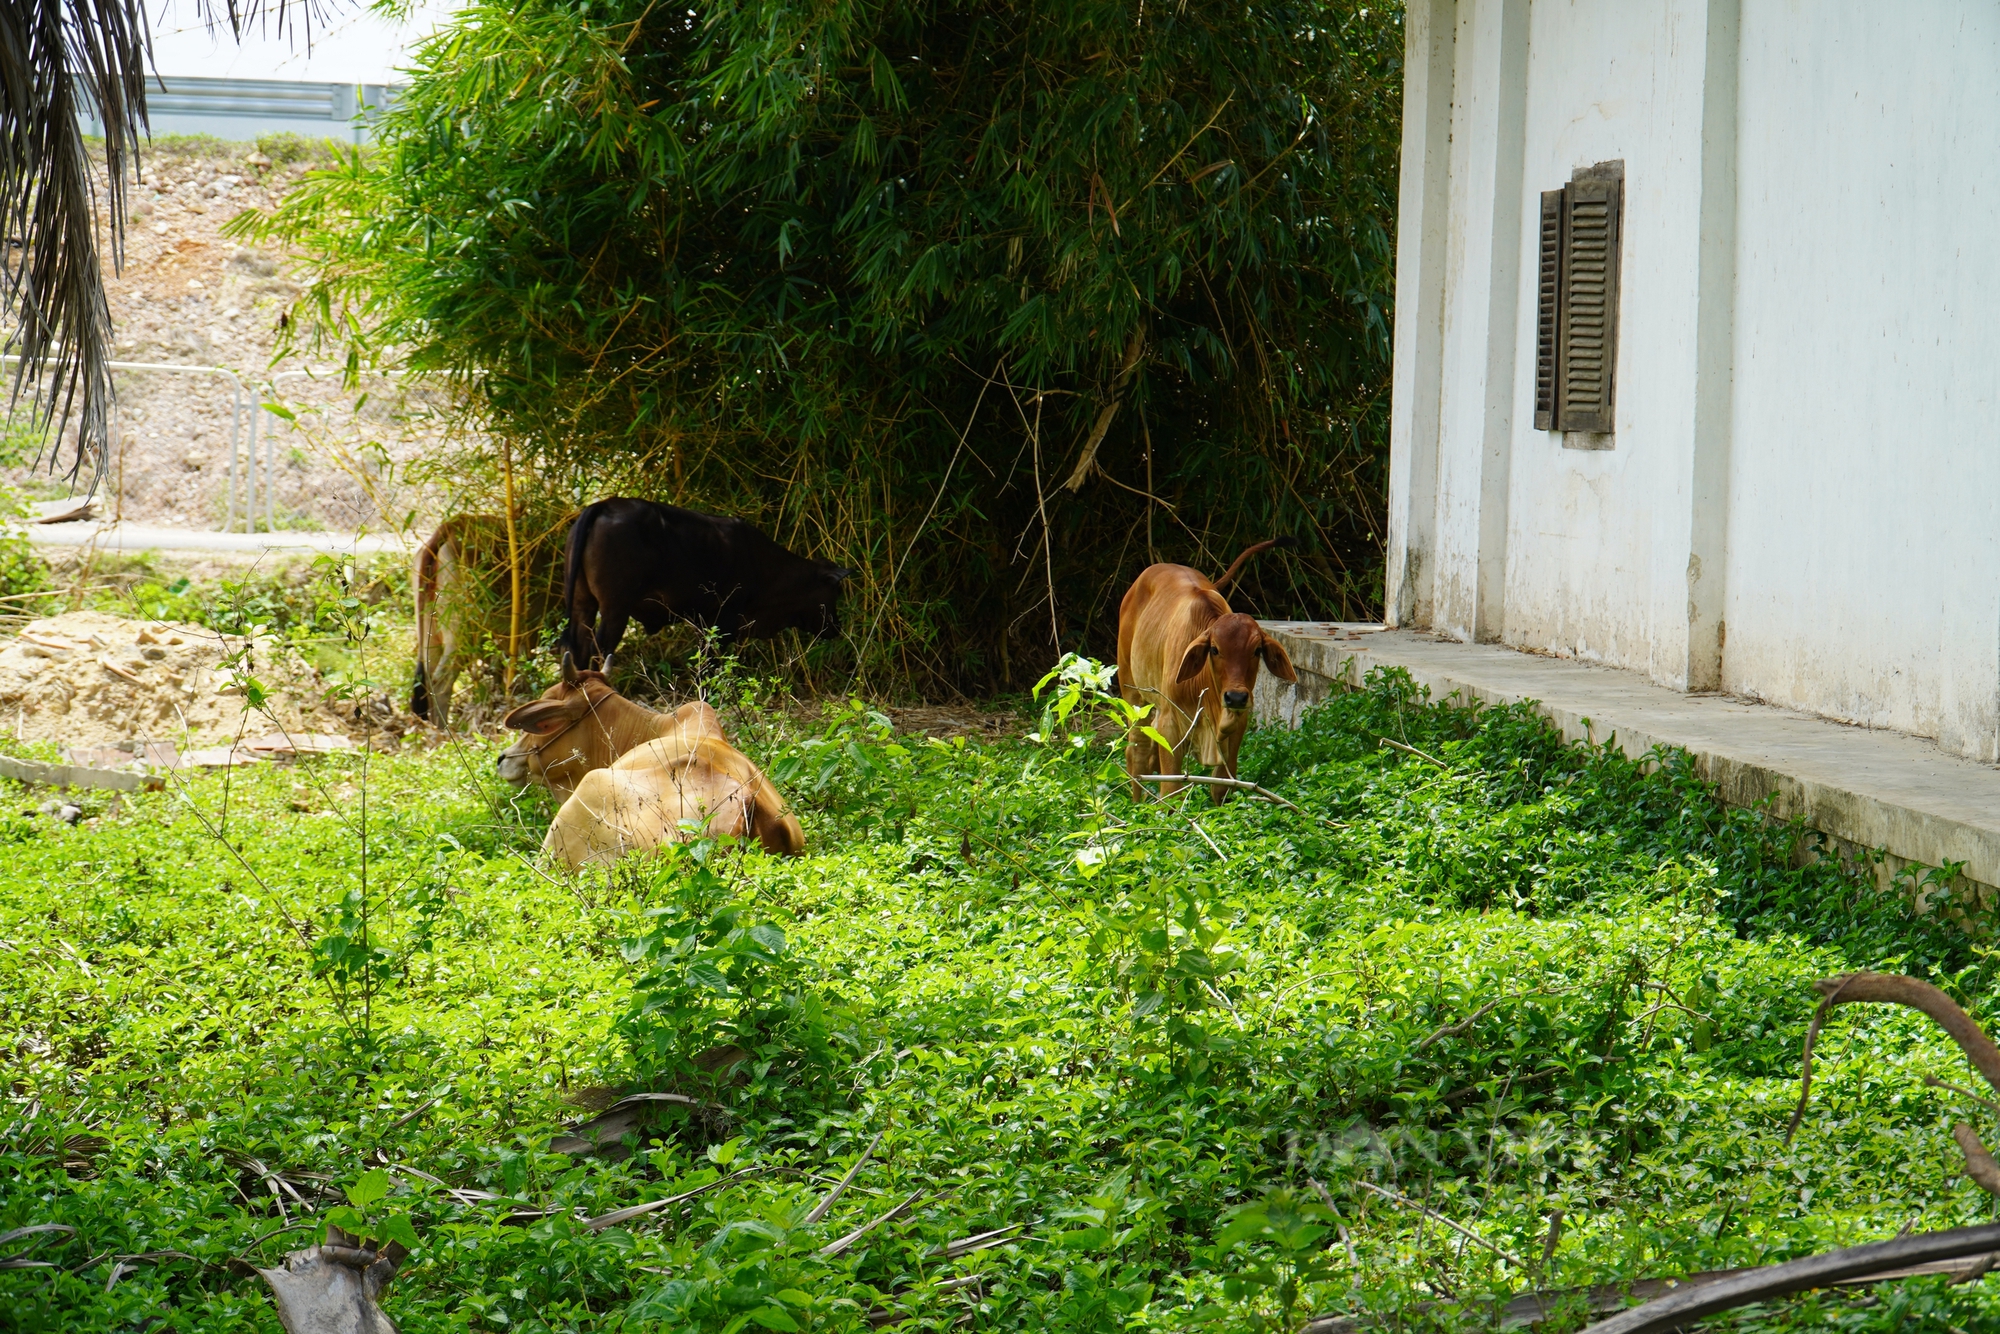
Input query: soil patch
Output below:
<box><xmin>0</xmin><ymin>610</ymin><xmax>345</xmax><ymax>747</ymax></box>
<box><xmin>882</xmin><ymin>704</ymin><xmax>1027</xmax><ymax>741</ymax></box>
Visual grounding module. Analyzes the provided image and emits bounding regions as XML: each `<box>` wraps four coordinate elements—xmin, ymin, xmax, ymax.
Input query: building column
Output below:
<box><xmin>1429</xmin><ymin>0</ymin><xmax>1529</xmax><ymax>642</ymax></box>
<box><xmin>1684</xmin><ymin>0</ymin><xmax>1739</xmax><ymax>691</ymax></box>
<box><xmin>1383</xmin><ymin>0</ymin><xmax>1457</xmax><ymax>629</ymax></box>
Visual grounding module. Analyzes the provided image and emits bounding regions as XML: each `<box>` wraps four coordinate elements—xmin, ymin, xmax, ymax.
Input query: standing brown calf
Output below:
<box><xmin>1117</xmin><ymin>540</ymin><xmax>1297</xmax><ymax>803</ymax></box>
<box><xmin>496</xmin><ymin>655</ymin><xmax>724</xmax><ymax>799</ymax></box>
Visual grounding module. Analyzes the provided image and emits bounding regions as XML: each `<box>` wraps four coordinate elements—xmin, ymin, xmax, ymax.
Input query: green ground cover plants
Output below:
<box><xmin>4</xmin><ymin>662</ymin><xmax>1999</xmax><ymax>1332</ymax></box>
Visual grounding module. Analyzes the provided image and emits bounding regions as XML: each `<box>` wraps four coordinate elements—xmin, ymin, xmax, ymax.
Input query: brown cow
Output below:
<box><xmin>412</xmin><ymin>514</ymin><xmax>562</xmax><ymax>728</ymax></box>
<box><xmin>542</xmin><ymin>734</ymin><xmax>805</xmax><ymax>868</ymax></box>
<box><xmin>1117</xmin><ymin>540</ymin><xmax>1298</xmax><ymax>803</ymax></box>
<box><xmin>497</xmin><ymin>657</ymin><xmax>723</xmax><ymax>799</ymax></box>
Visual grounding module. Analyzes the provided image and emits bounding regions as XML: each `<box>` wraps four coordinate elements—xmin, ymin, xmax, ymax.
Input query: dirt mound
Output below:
<box><xmin>0</xmin><ymin>611</ymin><xmax>344</xmax><ymax>747</ymax></box>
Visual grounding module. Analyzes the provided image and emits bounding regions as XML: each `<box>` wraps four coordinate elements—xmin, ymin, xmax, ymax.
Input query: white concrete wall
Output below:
<box><xmin>1391</xmin><ymin>0</ymin><xmax>1738</xmax><ymax>684</ymax></box>
<box><xmin>1723</xmin><ymin>0</ymin><xmax>2000</xmax><ymax>761</ymax></box>
<box><xmin>1498</xmin><ymin>0</ymin><xmax>1711</xmax><ymax>684</ymax></box>
<box><xmin>1385</xmin><ymin>0</ymin><xmax>2000</xmax><ymax>761</ymax></box>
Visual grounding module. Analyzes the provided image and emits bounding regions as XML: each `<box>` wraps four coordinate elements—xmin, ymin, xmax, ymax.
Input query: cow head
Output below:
<box><xmin>500</xmin><ymin>656</ymin><xmax>728</xmax><ymax>797</ymax></box>
<box><xmin>778</xmin><ymin>561</ymin><xmax>853</xmax><ymax>638</ymax></box>
<box><xmin>1175</xmin><ymin>612</ymin><xmax>1297</xmax><ymax>727</ymax></box>
<box><xmin>496</xmin><ymin>654</ymin><xmax>634</xmax><ymax>796</ymax></box>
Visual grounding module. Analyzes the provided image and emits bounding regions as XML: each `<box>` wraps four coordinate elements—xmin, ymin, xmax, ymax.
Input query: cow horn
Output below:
<box><xmin>560</xmin><ymin>650</ymin><xmax>579</xmax><ymax>685</ymax></box>
<box><xmin>600</xmin><ymin>653</ymin><xmax>614</xmax><ymax>677</ymax></box>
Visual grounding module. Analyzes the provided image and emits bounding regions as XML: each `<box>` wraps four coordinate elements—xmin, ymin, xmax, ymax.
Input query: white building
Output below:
<box><xmin>1384</xmin><ymin>1</ymin><xmax>2000</xmax><ymax>762</ymax></box>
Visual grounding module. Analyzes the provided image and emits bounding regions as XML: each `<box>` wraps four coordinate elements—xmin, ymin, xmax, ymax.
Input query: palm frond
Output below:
<box><xmin>0</xmin><ymin>0</ymin><xmax>321</xmax><ymax>490</ymax></box>
<box><xmin>0</xmin><ymin>0</ymin><xmax>153</xmax><ymax>486</ymax></box>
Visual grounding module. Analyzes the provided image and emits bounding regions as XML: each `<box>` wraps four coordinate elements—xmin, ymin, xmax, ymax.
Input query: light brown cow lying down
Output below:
<box><xmin>497</xmin><ymin>656</ymin><xmax>722</xmax><ymax>799</ymax></box>
<box><xmin>543</xmin><ymin>733</ymin><xmax>805</xmax><ymax>868</ymax></box>
<box><xmin>1118</xmin><ymin>540</ymin><xmax>1297</xmax><ymax>803</ymax></box>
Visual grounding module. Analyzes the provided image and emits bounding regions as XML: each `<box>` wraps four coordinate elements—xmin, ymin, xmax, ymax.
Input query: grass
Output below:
<box><xmin>4</xmin><ymin>652</ymin><xmax>2000</xmax><ymax>1333</ymax></box>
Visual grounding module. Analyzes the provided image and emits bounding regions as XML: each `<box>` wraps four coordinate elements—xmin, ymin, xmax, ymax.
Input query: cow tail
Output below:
<box><xmin>1213</xmin><ymin>535</ymin><xmax>1298</xmax><ymax>596</ymax></box>
<box><xmin>559</xmin><ymin>502</ymin><xmax>599</xmax><ymax>662</ymax></box>
<box><xmin>410</xmin><ymin>525</ymin><xmax>445</xmax><ymax>719</ymax></box>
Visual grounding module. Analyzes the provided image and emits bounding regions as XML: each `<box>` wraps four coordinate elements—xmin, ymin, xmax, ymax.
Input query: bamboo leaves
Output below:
<box><xmin>248</xmin><ymin>0</ymin><xmax>1403</xmax><ymax>688</ymax></box>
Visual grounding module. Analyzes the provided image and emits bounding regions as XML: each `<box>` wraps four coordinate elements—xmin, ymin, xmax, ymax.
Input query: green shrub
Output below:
<box><xmin>146</xmin><ymin>132</ymin><xmax>243</xmax><ymax>157</ymax></box>
<box><xmin>112</xmin><ymin>552</ymin><xmax>407</xmax><ymax>639</ymax></box>
<box><xmin>0</xmin><ymin>415</ymin><xmax>47</xmax><ymax>469</ymax></box>
<box><xmin>249</xmin><ymin>0</ymin><xmax>1404</xmax><ymax>693</ymax></box>
<box><xmin>253</xmin><ymin>131</ymin><xmax>345</xmax><ymax>166</ymax></box>
<box><xmin>0</xmin><ymin>485</ymin><xmax>52</xmax><ymax>600</ymax></box>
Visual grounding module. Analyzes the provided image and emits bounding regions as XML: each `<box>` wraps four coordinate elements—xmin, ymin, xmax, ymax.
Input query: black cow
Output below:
<box><xmin>559</xmin><ymin>498</ymin><xmax>853</xmax><ymax>666</ymax></box>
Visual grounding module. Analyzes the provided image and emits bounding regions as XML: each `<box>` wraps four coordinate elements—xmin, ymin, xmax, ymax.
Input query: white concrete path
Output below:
<box><xmin>1255</xmin><ymin>623</ymin><xmax>2000</xmax><ymax>891</ymax></box>
<box><xmin>20</xmin><ymin>522</ymin><xmax>407</xmax><ymax>556</ymax></box>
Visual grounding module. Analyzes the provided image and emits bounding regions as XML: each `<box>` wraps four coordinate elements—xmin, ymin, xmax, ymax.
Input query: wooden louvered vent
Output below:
<box><xmin>1535</xmin><ymin>161</ymin><xmax>1623</xmax><ymax>435</ymax></box>
<box><xmin>1534</xmin><ymin>190</ymin><xmax>1563</xmax><ymax>430</ymax></box>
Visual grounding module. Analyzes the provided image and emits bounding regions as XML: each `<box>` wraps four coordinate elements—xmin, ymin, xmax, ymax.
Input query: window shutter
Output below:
<box><xmin>1556</xmin><ymin>166</ymin><xmax>1622</xmax><ymax>433</ymax></box>
<box><xmin>1534</xmin><ymin>189</ymin><xmax>1564</xmax><ymax>431</ymax></box>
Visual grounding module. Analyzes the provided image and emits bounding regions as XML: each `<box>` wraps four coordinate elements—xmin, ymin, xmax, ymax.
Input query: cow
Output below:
<box><xmin>542</xmin><ymin>733</ymin><xmax>805</xmax><ymax>868</ymax></box>
<box><xmin>412</xmin><ymin>514</ymin><xmax>562</xmax><ymax>728</ymax></box>
<box><xmin>559</xmin><ymin>497</ymin><xmax>854</xmax><ymax>668</ymax></box>
<box><xmin>497</xmin><ymin>655</ymin><xmax>724</xmax><ymax>799</ymax></box>
<box><xmin>1117</xmin><ymin>539</ymin><xmax>1298</xmax><ymax>804</ymax></box>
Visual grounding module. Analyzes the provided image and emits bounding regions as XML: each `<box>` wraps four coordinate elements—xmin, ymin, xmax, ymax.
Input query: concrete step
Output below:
<box><xmin>1254</xmin><ymin>622</ymin><xmax>2000</xmax><ymax>894</ymax></box>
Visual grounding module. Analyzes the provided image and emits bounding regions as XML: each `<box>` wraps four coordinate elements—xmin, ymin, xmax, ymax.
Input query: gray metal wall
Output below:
<box><xmin>82</xmin><ymin>77</ymin><xmax>399</xmax><ymax>145</ymax></box>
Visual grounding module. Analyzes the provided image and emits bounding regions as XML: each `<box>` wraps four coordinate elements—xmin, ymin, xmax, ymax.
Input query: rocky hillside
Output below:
<box><xmin>9</xmin><ymin>138</ymin><xmax>454</xmax><ymax>535</ymax></box>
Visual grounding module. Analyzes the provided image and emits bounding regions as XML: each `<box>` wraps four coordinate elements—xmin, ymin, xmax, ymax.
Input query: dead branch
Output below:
<box><xmin>1416</xmin><ymin>998</ymin><xmax>1509</xmax><ymax>1050</ymax></box>
<box><xmin>928</xmin><ymin>1222</ymin><xmax>1030</xmax><ymax>1261</ymax></box>
<box><xmin>804</xmin><ymin>1127</ymin><xmax>886</xmax><ymax>1226</ymax></box>
<box><xmin>1378</xmin><ymin>737</ymin><xmax>1449</xmax><ymax>770</ymax></box>
<box><xmin>1419</xmin><ymin>988</ymin><xmax>1573</xmax><ymax>1051</ymax></box>
<box><xmin>819</xmin><ymin>1190</ymin><xmax>927</xmax><ymax>1260</ymax></box>
<box><xmin>385</xmin><ymin>1096</ymin><xmax>440</xmax><ymax>1134</ymax></box>
<box><xmin>1306</xmin><ymin>1178</ymin><xmax>1359</xmax><ymax>1269</ymax></box>
<box><xmin>1789</xmin><ymin>972</ymin><xmax>2000</xmax><ymax>1147</ymax></box>
<box><xmin>1350</xmin><ymin>1180</ymin><xmax>1525</xmax><ymax>1268</ymax></box>
<box><xmin>1302</xmin><ymin>1234</ymin><xmax>2000</xmax><ymax>1334</ymax></box>
<box><xmin>1063</xmin><ymin>326</ymin><xmax>1147</xmax><ymax>491</ymax></box>
<box><xmin>584</xmin><ymin>1176</ymin><xmax>768</xmax><ymax>1240</ymax></box>
<box><xmin>1142</xmin><ymin>772</ymin><xmax>1290</xmax><ymax>810</ymax></box>
<box><xmin>1574</xmin><ymin>1223</ymin><xmax>2000</xmax><ymax>1334</ymax></box>
<box><xmin>1954</xmin><ymin>1124</ymin><xmax>2000</xmax><ymax>1194</ymax></box>
<box><xmin>1138</xmin><ymin>773</ymin><xmax>1347</xmax><ymax>829</ymax></box>
<box><xmin>1186</xmin><ymin>817</ymin><xmax>1226</xmax><ymax>860</ymax></box>
<box><xmin>1925</xmin><ymin>1074</ymin><xmax>2000</xmax><ymax>1117</ymax></box>
<box><xmin>1541</xmin><ymin>1208</ymin><xmax>1565</xmax><ymax>1268</ymax></box>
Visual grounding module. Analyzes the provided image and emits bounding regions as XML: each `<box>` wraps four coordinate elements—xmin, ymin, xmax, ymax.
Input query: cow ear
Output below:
<box><xmin>1176</xmin><ymin>631</ymin><xmax>1215</xmax><ymax>684</ymax></box>
<box><xmin>1258</xmin><ymin>633</ymin><xmax>1299</xmax><ymax>683</ymax></box>
<box><xmin>832</xmin><ymin>566</ymin><xmax>857</xmax><ymax>583</ymax></box>
<box><xmin>504</xmin><ymin>696</ymin><xmax>584</xmax><ymax>734</ymax></box>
